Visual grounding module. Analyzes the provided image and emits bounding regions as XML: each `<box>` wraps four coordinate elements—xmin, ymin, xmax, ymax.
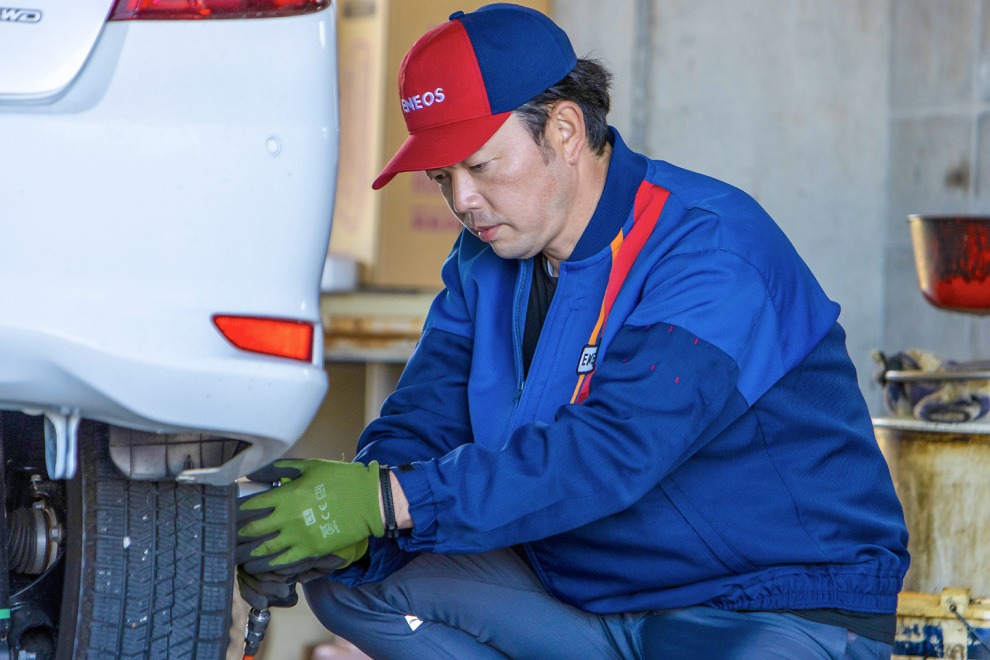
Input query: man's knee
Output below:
<box><xmin>303</xmin><ymin>578</ymin><xmax>387</xmax><ymax>639</ymax></box>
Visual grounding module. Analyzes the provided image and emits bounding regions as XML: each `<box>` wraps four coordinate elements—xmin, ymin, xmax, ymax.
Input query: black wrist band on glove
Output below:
<box><xmin>380</xmin><ymin>466</ymin><xmax>398</xmax><ymax>539</ymax></box>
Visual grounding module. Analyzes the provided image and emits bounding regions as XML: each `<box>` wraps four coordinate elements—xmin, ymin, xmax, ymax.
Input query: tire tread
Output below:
<box><xmin>71</xmin><ymin>424</ymin><xmax>234</xmax><ymax>659</ymax></box>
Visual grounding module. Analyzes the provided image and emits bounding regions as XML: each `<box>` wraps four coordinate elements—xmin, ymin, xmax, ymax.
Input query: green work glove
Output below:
<box><xmin>236</xmin><ymin>536</ymin><xmax>369</xmax><ymax>579</ymax></box>
<box><xmin>236</xmin><ymin>459</ymin><xmax>384</xmax><ymax>573</ymax></box>
<box><xmin>289</xmin><ymin>538</ymin><xmax>369</xmax><ymax>583</ymax></box>
<box><xmin>236</xmin><ymin>568</ymin><xmax>299</xmax><ymax>610</ymax></box>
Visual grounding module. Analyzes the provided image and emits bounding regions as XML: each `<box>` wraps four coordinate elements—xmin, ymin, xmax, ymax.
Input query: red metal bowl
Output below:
<box><xmin>909</xmin><ymin>215</ymin><xmax>990</xmax><ymax>314</ymax></box>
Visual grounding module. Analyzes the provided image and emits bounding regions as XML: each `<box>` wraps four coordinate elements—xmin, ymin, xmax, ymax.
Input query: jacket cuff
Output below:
<box><xmin>394</xmin><ymin>463</ymin><xmax>439</xmax><ymax>552</ymax></box>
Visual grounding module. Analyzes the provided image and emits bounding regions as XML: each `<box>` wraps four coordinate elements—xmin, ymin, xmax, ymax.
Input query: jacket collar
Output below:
<box><xmin>567</xmin><ymin>127</ymin><xmax>648</xmax><ymax>263</ymax></box>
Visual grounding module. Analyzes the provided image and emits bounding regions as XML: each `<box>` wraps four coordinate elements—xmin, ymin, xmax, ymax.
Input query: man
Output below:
<box><xmin>236</xmin><ymin>5</ymin><xmax>909</xmax><ymax>659</ymax></box>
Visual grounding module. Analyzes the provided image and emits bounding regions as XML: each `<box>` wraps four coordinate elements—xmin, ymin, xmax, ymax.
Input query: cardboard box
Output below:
<box><xmin>331</xmin><ymin>0</ymin><xmax>552</xmax><ymax>291</ymax></box>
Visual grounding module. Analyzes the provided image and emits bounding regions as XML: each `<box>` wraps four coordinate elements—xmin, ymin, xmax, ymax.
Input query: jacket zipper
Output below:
<box><xmin>508</xmin><ymin>260</ymin><xmax>530</xmax><ymax>414</ymax></box>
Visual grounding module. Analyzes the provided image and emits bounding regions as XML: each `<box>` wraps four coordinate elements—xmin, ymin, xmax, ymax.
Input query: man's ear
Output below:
<box><xmin>549</xmin><ymin>101</ymin><xmax>587</xmax><ymax>165</ymax></box>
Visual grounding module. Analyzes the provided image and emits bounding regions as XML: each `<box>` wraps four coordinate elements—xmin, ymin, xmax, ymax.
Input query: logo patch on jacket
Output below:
<box><xmin>576</xmin><ymin>343</ymin><xmax>599</xmax><ymax>374</ymax></box>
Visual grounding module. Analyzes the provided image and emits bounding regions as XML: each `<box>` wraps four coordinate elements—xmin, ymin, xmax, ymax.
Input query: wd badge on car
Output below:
<box><xmin>0</xmin><ymin>7</ymin><xmax>42</xmax><ymax>23</ymax></box>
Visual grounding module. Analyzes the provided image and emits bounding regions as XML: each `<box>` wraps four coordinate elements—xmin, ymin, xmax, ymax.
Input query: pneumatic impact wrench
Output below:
<box><xmin>237</xmin><ymin>477</ymin><xmax>282</xmax><ymax>660</ymax></box>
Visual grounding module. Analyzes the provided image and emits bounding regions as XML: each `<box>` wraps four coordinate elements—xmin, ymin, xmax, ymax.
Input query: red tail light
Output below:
<box><xmin>213</xmin><ymin>315</ymin><xmax>315</xmax><ymax>362</ymax></box>
<box><xmin>108</xmin><ymin>0</ymin><xmax>331</xmax><ymax>20</ymax></box>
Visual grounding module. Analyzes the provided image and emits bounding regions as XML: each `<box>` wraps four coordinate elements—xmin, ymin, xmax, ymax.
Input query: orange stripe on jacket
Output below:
<box><xmin>570</xmin><ymin>230</ymin><xmax>625</xmax><ymax>403</ymax></box>
<box><xmin>571</xmin><ymin>182</ymin><xmax>670</xmax><ymax>404</ymax></box>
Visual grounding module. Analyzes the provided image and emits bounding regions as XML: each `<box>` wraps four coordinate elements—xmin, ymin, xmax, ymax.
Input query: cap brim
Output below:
<box><xmin>372</xmin><ymin>111</ymin><xmax>512</xmax><ymax>190</ymax></box>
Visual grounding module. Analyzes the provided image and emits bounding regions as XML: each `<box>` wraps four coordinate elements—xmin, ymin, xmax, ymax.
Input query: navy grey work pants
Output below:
<box><xmin>303</xmin><ymin>548</ymin><xmax>893</xmax><ymax>660</ymax></box>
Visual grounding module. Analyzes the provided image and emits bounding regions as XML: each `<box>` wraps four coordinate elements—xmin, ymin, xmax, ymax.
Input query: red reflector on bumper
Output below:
<box><xmin>213</xmin><ymin>315</ymin><xmax>314</xmax><ymax>362</ymax></box>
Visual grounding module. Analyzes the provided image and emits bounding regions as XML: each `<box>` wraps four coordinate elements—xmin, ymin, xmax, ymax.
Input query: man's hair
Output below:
<box><xmin>513</xmin><ymin>58</ymin><xmax>613</xmax><ymax>163</ymax></box>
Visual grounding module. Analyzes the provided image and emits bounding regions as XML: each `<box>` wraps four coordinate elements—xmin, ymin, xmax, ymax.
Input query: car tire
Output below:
<box><xmin>56</xmin><ymin>421</ymin><xmax>236</xmax><ymax>659</ymax></box>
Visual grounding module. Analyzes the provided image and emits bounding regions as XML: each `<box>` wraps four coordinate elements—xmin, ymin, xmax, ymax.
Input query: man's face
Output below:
<box><xmin>425</xmin><ymin>114</ymin><xmax>575</xmax><ymax>263</ymax></box>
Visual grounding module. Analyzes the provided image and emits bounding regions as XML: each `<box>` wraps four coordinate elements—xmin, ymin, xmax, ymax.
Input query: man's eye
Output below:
<box><xmin>430</xmin><ymin>172</ymin><xmax>448</xmax><ymax>183</ymax></box>
<box><xmin>469</xmin><ymin>162</ymin><xmax>487</xmax><ymax>172</ymax></box>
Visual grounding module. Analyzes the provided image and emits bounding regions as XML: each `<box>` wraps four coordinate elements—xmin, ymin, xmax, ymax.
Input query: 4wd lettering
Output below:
<box><xmin>0</xmin><ymin>7</ymin><xmax>42</xmax><ymax>22</ymax></box>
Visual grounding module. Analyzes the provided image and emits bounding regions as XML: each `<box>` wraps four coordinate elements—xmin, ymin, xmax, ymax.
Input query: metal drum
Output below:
<box><xmin>875</xmin><ymin>419</ymin><xmax>990</xmax><ymax>658</ymax></box>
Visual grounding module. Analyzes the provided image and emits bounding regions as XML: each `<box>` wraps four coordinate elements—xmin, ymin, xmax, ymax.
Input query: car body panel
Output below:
<box><xmin>0</xmin><ymin>7</ymin><xmax>339</xmax><ymax>481</ymax></box>
<box><xmin>0</xmin><ymin>0</ymin><xmax>115</xmax><ymax>100</ymax></box>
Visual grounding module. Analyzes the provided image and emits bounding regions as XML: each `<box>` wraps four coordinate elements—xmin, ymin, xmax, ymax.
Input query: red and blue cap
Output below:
<box><xmin>372</xmin><ymin>3</ymin><xmax>577</xmax><ymax>190</ymax></box>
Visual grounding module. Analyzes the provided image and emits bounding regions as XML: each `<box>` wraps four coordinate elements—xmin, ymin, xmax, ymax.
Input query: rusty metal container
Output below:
<box><xmin>876</xmin><ymin>420</ymin><xmax>990</xmax><ymax>657</ymax></box>
<box><xmin>875</xmin><ymin>420</ymin><xmax>990</xmax><ymax>594</ymax></box>
<box><xmin>909</xmin><ymin>215</ymin><xmax>990</xmax><ymax>314</ymax></box>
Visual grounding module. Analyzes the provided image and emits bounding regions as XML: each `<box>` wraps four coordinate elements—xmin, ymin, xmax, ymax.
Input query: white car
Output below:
<box><xmin>0</xmin><ymin>1</ymin><xmax>338</xmax><ymax>656</ymax></box>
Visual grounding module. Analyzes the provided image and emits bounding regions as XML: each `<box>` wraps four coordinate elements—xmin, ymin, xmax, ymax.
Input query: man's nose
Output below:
<box><xmin>450</xmin><ymin>171</ymin><xmax>481</xmax><ymax>215</ymax></box>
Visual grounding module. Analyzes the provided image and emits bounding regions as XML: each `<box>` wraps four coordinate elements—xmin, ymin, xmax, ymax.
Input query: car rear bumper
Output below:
<box><xmin>0</xmin><ymin>8</ymin><xmax>340</xmax><ymax>474</ymax></box>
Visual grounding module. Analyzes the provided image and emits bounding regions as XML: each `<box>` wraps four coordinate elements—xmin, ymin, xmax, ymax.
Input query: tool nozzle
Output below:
<box><xmin>242</xmin><ymin>607</ymin><xmax>272</xmax><ymax>659</ymax></box>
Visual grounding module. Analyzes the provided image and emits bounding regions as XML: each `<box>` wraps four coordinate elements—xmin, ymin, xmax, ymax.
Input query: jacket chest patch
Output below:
<box><xmin>577</xmin><ymin>343</ymin><xmax>600</xmax><ymax>375</ymax></box>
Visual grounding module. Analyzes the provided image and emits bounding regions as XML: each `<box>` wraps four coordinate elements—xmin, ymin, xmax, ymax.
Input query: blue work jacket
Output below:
<box><xmin>335</xmin><ymin>129</ymin><xmax>909</xmax><ymax>615</ymax></box>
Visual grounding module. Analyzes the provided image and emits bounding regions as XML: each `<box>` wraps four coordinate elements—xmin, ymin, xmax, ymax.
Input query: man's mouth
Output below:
<box><xmin>476</xmin><ymin>225</ymin><xmax>499</xmax><ymax>242</ymax></box>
